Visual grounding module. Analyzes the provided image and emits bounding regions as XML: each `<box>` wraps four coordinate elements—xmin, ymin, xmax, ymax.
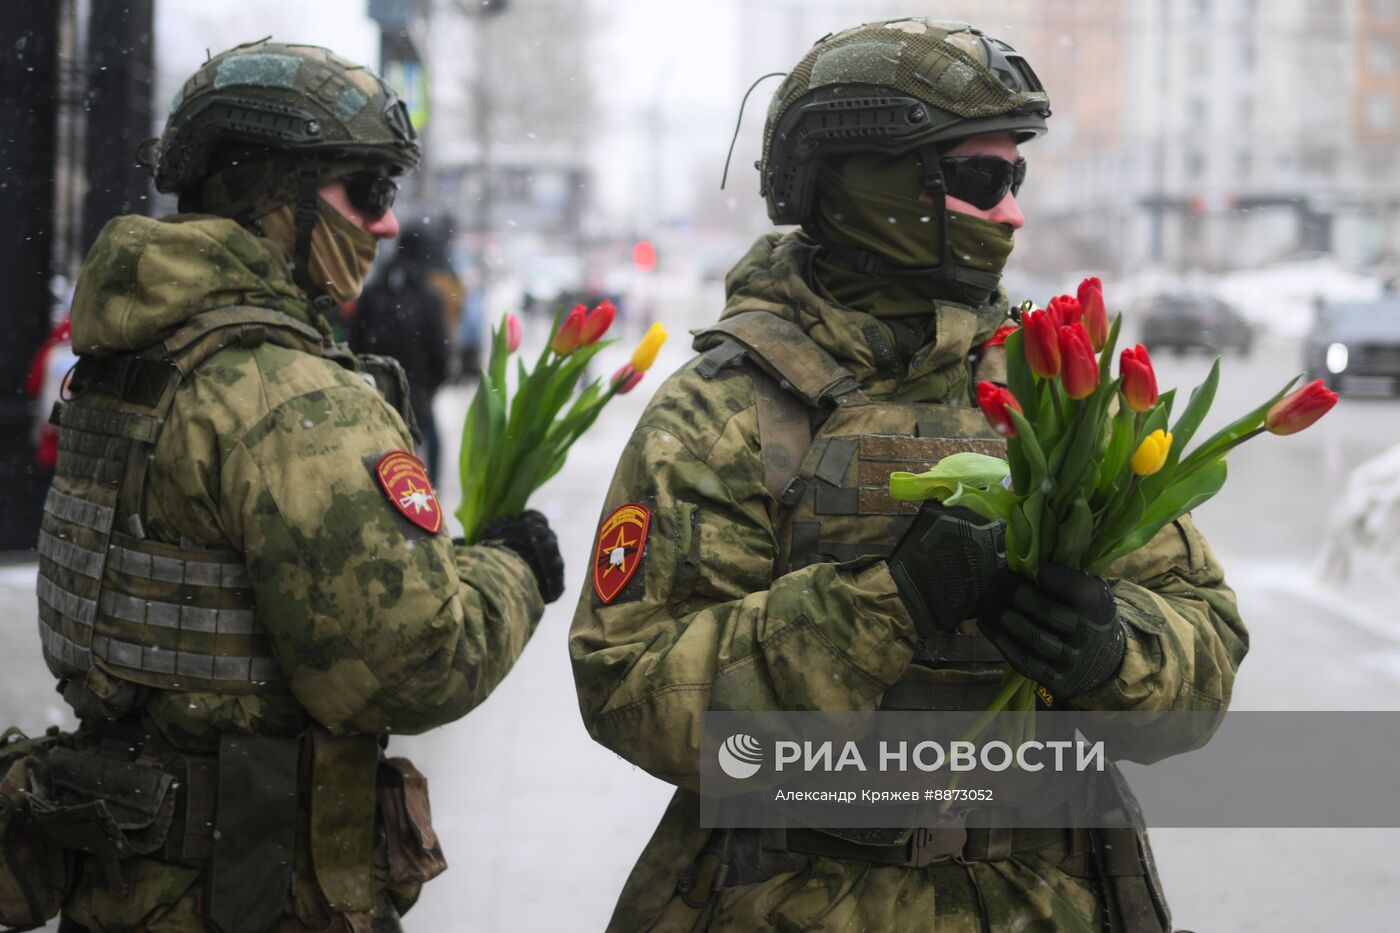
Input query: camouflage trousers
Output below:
<box><xmin>622</xmin><ymin>840</ymin><xmax>1104</xmax><ymax>932</ymax></box>
<box><xmin>58</xmin><ymin>852</ymin><xmax>418</xmax><ymax>933</ymax></box>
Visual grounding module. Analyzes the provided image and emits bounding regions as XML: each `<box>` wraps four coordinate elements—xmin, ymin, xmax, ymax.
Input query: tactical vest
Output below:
<box><xmin>694</xmin><ymin>311</ymin><xmax>1011</xmax><ymax>711</ymax></box>
<box><xmin>36</xmin><ymin>306</ymin><xmax>417</xmax><ymax>710</ymax></box>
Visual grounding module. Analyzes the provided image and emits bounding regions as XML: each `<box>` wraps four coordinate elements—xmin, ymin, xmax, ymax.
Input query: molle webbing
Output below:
<box><xmin>789</xmin><ymin>429</ymin><xmax>1004</xmax><ymax>571</ymax></box>
<box><xmin>694</xmin><ymin>311</ymin><xmax>863</xmax><ymax>407</ymax></box>
<box><xmin>698</xmin><ymin>308</ymin><xmax>1010</xmax><ymax>703</ymax></box>
<box><xmin>36</xmin><ymin>306</ymin><xmax>321</xmax><ymax>695</ymax></box>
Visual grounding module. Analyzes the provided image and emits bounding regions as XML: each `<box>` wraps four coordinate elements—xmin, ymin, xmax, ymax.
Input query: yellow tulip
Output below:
<box><xmin>630</xmin><ymin>322</ymin><xmax>669</xmax><ymax>373</ymax></box>
<box><xmin>1131</xmin><ymin>429</ymin><xmax>1173</xmax><ymax>477</ymax></box>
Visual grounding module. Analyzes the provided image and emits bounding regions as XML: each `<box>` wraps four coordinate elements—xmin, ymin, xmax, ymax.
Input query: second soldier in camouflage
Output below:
<box><xmin>571</xmin><ymin>19</ymin><xmax>1246</xmax><ymax>933</ymax></box>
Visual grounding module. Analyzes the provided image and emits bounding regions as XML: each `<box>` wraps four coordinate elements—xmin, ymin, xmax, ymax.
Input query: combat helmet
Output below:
<box><xmin>154</xmin><ymin>39</ymin><xmax>419</xmax><ymax>201</ymax></box>
<box><xmin>759</xmin><ymin>19</ymin><xmax>1049</xmax><ymax>226</ymax></box>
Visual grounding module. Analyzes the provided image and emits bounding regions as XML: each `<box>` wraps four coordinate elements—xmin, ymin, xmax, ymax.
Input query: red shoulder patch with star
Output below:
<box><xmin>593</xmin><ymin>503</ymin><xmax>651</xmax><ymax>604</ymax></box>
<box><xmin>376</xmin><ymin>450</ymin><xmax>443</xmax><ymax>534</ymax></box>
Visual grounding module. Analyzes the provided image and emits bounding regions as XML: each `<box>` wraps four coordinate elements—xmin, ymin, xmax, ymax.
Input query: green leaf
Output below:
<box><xmin>1095</xmin><ymin>401</ymin><xmax>1137</xmax><ymax>502</ymax></box>
<box><xmin>1019</xmin><ymin>489</ymin><xmax>1047</xmax><ymax>570</ymax></box>
<box><xmin>1176</xmin><ymin>373</ymin><xmax>1304</xmax><ymax>477</ymax></box>
<box><xmin>1097</xmin><ymin>313</ymin><xmax>1123</xmax><ymax>383</ymax></box>
<box><xmin>457</xmin><ymin>370</ymin><xmax>508</xmax><ymax>543</ymax></box>
<box><xmin>1051</xmin><ymin>383</ymin><xmax>1117</xmax><ymax>515</ymax></box>
<box><xmin>1166</xmin><ymin>357</ymin><xmax>1220</xmax><ymax>469</ymax></box>
<box><xmin>943</xmin><ymin>481</ymin><xmax>1019</xmax><ymax>522</ymax></box>
<box><xmin>1038</xmin><ymin>379</ymin><xmax>1061</xmax><ymax>441</ymax></box>
<box><xmin>1051</xmin><ymin>495</ymin><xmax>1094</xmax><ymax>567</ymax></box>
<box><xmin>1087</xmin><ymin>462</ymin><xmax>1228</xmax><ymax>572</ymax></box>
<box><xmin>888</xmin><ymin>452</ymin><xmax>1010</xmax><ymax>501</ymax></box>
<box><xmin>1005</xmin><ymin>329</ymin><xmax>1037</xmax><ymax>415</ymax></box>
<box><xmin>1005</xmin><ymin>409</ymin><xmax>1048</xmax><ymax>492</ymax></box>
<box><xmin>1158</xmin><ymin>387</ymin><xmax>1176</xmax><ymax>422</ymax></box>
<box><xmin>1007</xmin><ymin>500</ymin><xmax>1034</xmax><ymax>574</ymax></box>
<box><xmin>1083</xmin><ymin>482</ymin><xmax>1147</xmax><ymax>567</ymax></box>
<box><xmin>488</xmin><ymin>316</ymin><xmax>510</xmax><ymax>390</ymax></box>
<box><xmin>1007</xmin><ymin>434</ymin><xmax>1030</xmax><ymax>497</ymax></box>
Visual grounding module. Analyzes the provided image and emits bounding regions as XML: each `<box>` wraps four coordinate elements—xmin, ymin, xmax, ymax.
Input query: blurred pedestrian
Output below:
<box><xmin>350</xmin><ymin>217</ymin><xmax>452</xmax><ymax>480</ymax></box>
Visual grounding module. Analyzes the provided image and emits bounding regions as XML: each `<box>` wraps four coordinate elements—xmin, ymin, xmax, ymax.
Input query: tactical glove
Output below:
<box><xmin>977</xmin><ymin>564</ymin><xmax>1127</xmax><ymax>701</ymax></box>
<box><xmin>480</xmin><ymin>510</ymin><xmax>566</xmax><ymax>604</ymax></box>
<box><xmin>887</xmin><ymin>501</ymin><xmax>1007</xmax><ymax>641</ymax></box>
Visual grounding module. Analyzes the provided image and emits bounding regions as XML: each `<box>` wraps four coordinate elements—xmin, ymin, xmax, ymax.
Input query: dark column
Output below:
<box><xmin>0</xmin><ymin>2</ymin><xmax>62</xmax><ymax>551</ymax></box>
<box><xmin>81</xmin><ymin>0</ymin><xmax>155</xmax><ymax>254</ymax></box>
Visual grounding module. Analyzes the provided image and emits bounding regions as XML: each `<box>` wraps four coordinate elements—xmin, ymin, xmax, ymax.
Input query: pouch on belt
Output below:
<box><xmin>309</xmin><ymin>730</ymin><xmax>378</xmax><ymax>912</ymax></box>
<box><xmin>0</xmin><ymin>729</ymin><xmax>69</xmax><ymax>932</ymax></box>
<box><xmin>207</xmin><ymin>735</ymin><xmax>299</xmax><ymax>933</ymax></box>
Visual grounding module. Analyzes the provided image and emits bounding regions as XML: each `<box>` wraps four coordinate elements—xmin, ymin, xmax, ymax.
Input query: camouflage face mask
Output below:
<box><xmin>257</xmin><ymin>197</ymin><xmax>379</xmax><ymax>305</ymax></box>
<box><xmin>810</xmin><ymin>155</ymin><xmax>1016</xmax><ymax>312</ymax></box>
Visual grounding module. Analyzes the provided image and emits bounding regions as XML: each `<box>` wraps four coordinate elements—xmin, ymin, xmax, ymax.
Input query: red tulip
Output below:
<box><xmin>1022</xmin><ymin>309</ymin><xmax>1061</xmax><ymax>379</ymax></box>
<box><xmin>579</xmin><ymin>299</ymin><xmax>616</xmax><ymax>346</ymax></box>
<box><xmin>505</xmin><ymin>313</ymin><xmax>522</xmax><ymax>354</ymax></box>
<box><xmin>1265</xmin><ymin>379</ymin><xmax>1338</xmax><ymax>435</ymax></box>
<box><xmin>551</xmin><ymin>304</ymin><xmax>587</xmax><ymax>356</ymax></box>
<box><xmin>981</xmin><ymin>324</ymin><xmax>1016</xmax><ymax>349</ymax></box>
<box><xmin>1078</xmin><ymin>277</ymin><xmax>1108</xmax><ymax>351</ymax></box>
<box><xmin>977</xmin><ymin>381</ymin><xmax>1023</xmax><ymax>437</ymax></box>
<box><xmin>1119</xmin><ymin>344</ymin><xmax>1158</xmax><ymax>412</ymax></box>
<box><xmin>1058</xmin><ymin>322</ymin><xmax>1099</xmax><ymax>399</ymax></box>
<box><xmin>1047</xmin><ymin>294</ymin><xmax>1082</xmax><ymax>328</ymax></box>
<box><xmin>611</xmin><ymin>363</ymin><xmax>645</xmax><ymax>394</ymax></box>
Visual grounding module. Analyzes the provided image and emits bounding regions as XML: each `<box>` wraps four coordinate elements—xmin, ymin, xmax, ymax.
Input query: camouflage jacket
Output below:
<box><xmin>569</xmin><ymin>232</ymin><xmax>1248</xmax><ymax>931</ymax></box>
<box><xmin>64</xmin><ymin>213</ymin><xmax>543</xmax><ymax>750</ymax></box>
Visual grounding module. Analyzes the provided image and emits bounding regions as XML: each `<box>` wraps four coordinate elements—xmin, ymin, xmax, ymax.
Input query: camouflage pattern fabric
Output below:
<box><xmin>53</xmin><ymin>213</ymin><xmax>544</xmax><ymax>929</ymax></box>
<box><xmin>569</xmin><ymin>231</ymin><xmax>1248</xmax><ymax>932</ymax></box>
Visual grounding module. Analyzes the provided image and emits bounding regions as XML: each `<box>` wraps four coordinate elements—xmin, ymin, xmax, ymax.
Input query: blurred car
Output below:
<box><xmin>1304</xmin><ymin>298</ymin><xmax>1400</xmax><ymax>395</ymax></box>
<box><xmin>1139</xmin><ymin>294</ymin><xmax>1254</xmax><ymax>356</ymax></box>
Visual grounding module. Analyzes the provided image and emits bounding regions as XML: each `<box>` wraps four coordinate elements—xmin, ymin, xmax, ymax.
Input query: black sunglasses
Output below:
<box><xmin>342</xmin><ymin>171</ymin><xmax>398</xmax><ymax>220</ymax></box>
<box><xmin>938</xmin><ymin>156</ymin><xmax>1027</xmax><ymax>210</ymax></box>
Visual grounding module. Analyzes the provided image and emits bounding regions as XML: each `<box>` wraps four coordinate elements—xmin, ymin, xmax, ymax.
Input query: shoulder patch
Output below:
<box><xmin>593</xmin><ymin>503</ymin><xmax>651</xmax><ymax>605</ymax></box>
<box><xmin>376</xmin><ymin>450</ymin><xmax>442</xmax><ymax>534</ymax></box>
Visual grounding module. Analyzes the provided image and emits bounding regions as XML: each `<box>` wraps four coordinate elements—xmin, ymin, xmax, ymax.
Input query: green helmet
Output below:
<box><xmin>759</xmin><ymin>19</ymin><xmax>1050</xmax><ymax>225</ymax></box>
<box><xmin>154</xmin><ymin>39</ymin><xmax>420</xmax><ymax>199</ymax></box>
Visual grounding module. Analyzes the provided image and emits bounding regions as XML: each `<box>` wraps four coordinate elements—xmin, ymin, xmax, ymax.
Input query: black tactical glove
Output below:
<box><xmin>480</xmin><ymin>510</ymin><xmax>566</xmax><ymax>604</ymax></box>
<box><xmin>977</xmin><ymin>564</ymin><xmax>1127</xmax><ymax>702</ymax></box>
<box><xmin>887</xmin><ymin>501</ymin><xmax>1007</xmax><ymax>640</ymax></box>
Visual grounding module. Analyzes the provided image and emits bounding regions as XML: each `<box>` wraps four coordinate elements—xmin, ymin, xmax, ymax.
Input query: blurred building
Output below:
<box><xmin>1019</xmin><ymin>0</ymin><xmax>1400</xmax><ymax>274</ymax></box>
<box><xmin>409</xmin><ymin>0</ymin><xmax>593</xmax><ymax>254</ymax></box>
<box><xmin>721</xmin><ymin>0</ymin><xmax>1400</xmax><ymax>276</ymax></box>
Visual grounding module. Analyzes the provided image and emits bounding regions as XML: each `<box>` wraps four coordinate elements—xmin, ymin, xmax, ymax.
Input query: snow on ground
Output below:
<box><xmin>1317</xmin><ymin>441</ymin><xmax>1400</xmax><ymax>623</ymax></box>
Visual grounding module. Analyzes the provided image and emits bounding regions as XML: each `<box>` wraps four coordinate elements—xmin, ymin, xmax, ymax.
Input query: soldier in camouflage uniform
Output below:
<box><xmin>14</xmin><ymin>41</ymin><xmax>563</xmax><ymax>932</ymax></box>
<box><xmin>570</xmin><ymin>19</ymin><xmax>1246</xmax><ymax>932</ymax></box>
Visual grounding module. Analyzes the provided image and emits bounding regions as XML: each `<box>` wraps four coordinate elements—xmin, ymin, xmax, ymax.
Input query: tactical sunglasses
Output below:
<box><xmin>342</xmin><ymin>171</ymin><xmax>398</xmax><ymax>220</ymax></box>
<box><xmin>939</xmin><ymin>156</ymin><xmax>1027</xmax><ymax>210</ymax></box>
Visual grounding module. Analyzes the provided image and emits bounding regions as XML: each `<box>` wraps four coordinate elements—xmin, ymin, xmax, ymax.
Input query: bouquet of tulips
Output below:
<box><xmin>456</xmin><ymin>301</ymin><xmax>668</xmax><ymax>543</ymax></box>
<box><xmin>891</xmin><ymin>276</ymin><xmax>1337</xmax><ymax>731</ymax></box>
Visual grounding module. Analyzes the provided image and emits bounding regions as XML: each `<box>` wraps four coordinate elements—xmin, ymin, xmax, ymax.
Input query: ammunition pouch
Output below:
<box><xmin>0</xmin><ymin>729</ymin><xmax>72</xmax><ymax>931</ymax></box>
<box><xmin>207</xmin><ymin>735</ymin><xmax>300</xmax><ymax>933</ymax></box>
<box><xmin>377</xmin><ymin>757</ymin><xmax>447</xmax><ymax>886</ymax></box>
<box><xmin>1090</xmin><ymin>764</ymin><xmax>1171</xmax><ymax>933</ymax></box>
<box><xmin>21</xmin><ymin>743</ymin><xmax>178</xmax><ymax>905</ymax></box>
<box><xmin>3</xmin><ymin>720</ymin><xmax>446</xmax><ymax>931</ymax></box>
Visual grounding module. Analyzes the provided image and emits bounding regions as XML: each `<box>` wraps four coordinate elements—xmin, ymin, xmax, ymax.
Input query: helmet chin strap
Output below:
<box><xmin>810</xmin><ymin>143</ymin><xmax>1002</xmax><ymax>305</ymax></box>
<box><xmin>292</xmin><ymin>164</ymin><xmax>339</xmax><ymax>327</ymax></box>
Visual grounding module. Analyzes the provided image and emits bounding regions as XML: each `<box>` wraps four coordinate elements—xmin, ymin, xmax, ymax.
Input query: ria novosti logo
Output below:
<box><xmin>717</xmin><ymin>733</ymin><xmax>764</xmax><ymax>779</ymax></box>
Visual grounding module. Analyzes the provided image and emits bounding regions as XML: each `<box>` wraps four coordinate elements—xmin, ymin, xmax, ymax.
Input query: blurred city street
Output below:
<box><xmin>3</xmin><ymin>318</ymin><xmax>1400</xmax><ymax>931</ymax></box>
<box><xmin>6</xmin><ymin>0</ymin><xmax>1400</xmax><ymax>929</ymax></box>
